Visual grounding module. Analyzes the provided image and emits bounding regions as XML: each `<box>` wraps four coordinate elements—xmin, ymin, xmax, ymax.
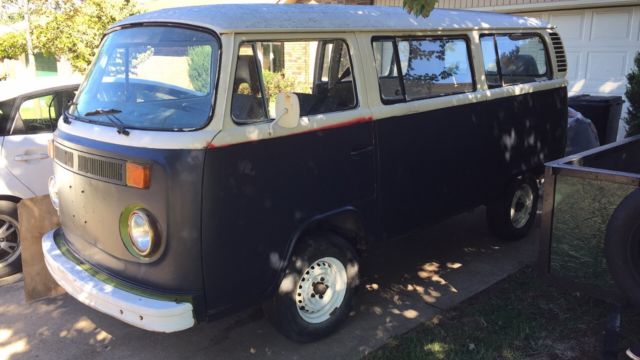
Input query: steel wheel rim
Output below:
<box><xmin>295</xmin><ymin>257</ymin><xmax>347</xmax><ymax>324</ymax></box>
<box><xmin>510</xmin><ymin>184</ymin><xmax>534</xmax><ymax>229</ymax></box>
<box><xmin>0</xmin><ymin>216</ymin><xmax>20</xmax><ymax>267</ymax></box>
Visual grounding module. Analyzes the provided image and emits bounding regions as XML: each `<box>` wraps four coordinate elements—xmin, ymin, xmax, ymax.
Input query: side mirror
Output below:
<box><xmin>271</xmin><ymin>92</ymin><xmax>300</xmax><ymax>134</ymax></box>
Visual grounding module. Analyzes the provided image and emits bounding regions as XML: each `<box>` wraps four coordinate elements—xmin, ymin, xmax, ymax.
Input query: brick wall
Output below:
<box><xmin>283</xmin><ymin>41</ymin><xmax>316</xmax><ymax>93</ymax></box>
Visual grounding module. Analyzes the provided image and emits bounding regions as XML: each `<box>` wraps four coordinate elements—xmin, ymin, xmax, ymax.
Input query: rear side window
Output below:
<box><xmin>372</xmin><ymin>37</ymin><xmax>474</xmax><ymax>103</ymax></box>
<box><xmin>231</xmin><ymin>39</ymin><xmax>357</xmax><ymax>124</ymax></box>
<box><xmin>481</xmin><ymin>33</ymin><xmax>550</xmax><ymax>87</ymax></box>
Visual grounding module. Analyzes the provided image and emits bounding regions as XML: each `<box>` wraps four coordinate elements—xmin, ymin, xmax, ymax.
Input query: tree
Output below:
<box><xmin>624</xmin><ymin>52</ymin><xmax>640</xmax><ymax>137</ymax></box>
<box><xmin>0</xmin><ymin>31</ymin><xmax>27</xmax><ymax>60</ymax></box>
<box><xmin>403</xmin><ymin>0</ymin><xmax>439</xmax><ymax>18</ymax></box>
<box><xmin>0</xmin><ymin>0</ymin><xmax>41</xmax><ymax>70</ymax></box>
<box><xmin>188</xmin><ymin>46</ymin><xmax>212</xmax><ymax>94</ymax></box>
<box><xmin>0</xmin><ymin>0</ymin><xmax>138</xmax><ymax>73</ymax></box>
<box><xmin>33</xmin><ymin>0</ymin><xmax>139</xmax><ymax>73</ymax></box>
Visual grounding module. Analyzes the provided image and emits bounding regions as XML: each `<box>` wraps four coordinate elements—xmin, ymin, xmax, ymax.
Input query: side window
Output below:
<box><xmin>12</xmin><ymin>94</ymin><xmax>58</xmax><ymax>135</ymax></box>
<box><xmin>481</xmin><ymin>34</ymin><xmax>550</xmax><ymax>87</ymax></box>
<box><xmin>231</xmin><ymin>39</ymin><xmax>357</xmax><ymax>124</ymax></box>
<box><xmin>372</xmin><ymin>37</ymin><xmax>474</xmax><ymax>103</ymax></box>
<box><xmin>480</xmin><ymin>36</ymin><xmax>501</xmax><ymax>88</ymax></box>
<box><xmin>372</xmin><ymin>40</ymin><xmax>403</xmax><ymax>101</ymax></box>
<box><xmin>231</xmin><ymin>43</ymin><xmax>268</xmax><ymax>123</ymax></box>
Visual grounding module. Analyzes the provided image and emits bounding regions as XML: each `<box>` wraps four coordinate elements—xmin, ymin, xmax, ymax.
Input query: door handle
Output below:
<box><xmin>350</xmin><ymin>145</ymin><xmax>374</xmax><ymax>158</ymax></box>
<box><xmin>14</xmin><ymin>153</ymin><xmax>49</xmax><ymax>161</ymax></box>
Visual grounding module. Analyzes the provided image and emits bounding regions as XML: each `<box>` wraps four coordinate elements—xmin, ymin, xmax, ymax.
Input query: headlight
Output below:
<box><xmin>48</xmin><ymin>176</ymin><xmax>59</xmax><ymax>211</ymax></box>
<box><xmin>127</xmin><ymin>209</ymin><xmax>156</xmax><ymax>257</ymax></box>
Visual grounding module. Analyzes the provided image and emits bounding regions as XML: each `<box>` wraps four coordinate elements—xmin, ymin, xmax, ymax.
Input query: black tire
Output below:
<box><xmin>486</xmin><ymin>177</ymin><xmax>539</xmax><ymax>241</ymax></box>
<box><xmin>0</xmin><ymin>200</ymin><xmax>21</xmax><ymax>279</ymax></box>
<box><xmin>264</xmin><ymin>232</ymin><xmax>359</xmax><ymax>342</ymax></box>
<box><xmin>605</xmin><ymin>189</ymin><xmax>640</xmax><ymax>307</ymax></box>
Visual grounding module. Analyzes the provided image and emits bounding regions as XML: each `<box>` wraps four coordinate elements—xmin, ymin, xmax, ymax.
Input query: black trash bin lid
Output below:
<box><xmin>568</xmin><ymin>94</ymin><xmax>625</xmax><ymax>105</ymax></box>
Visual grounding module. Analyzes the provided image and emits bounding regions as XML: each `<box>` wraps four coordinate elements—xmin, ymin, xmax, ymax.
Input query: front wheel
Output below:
<box><xmin>0</xmin><ymin>200</ymin><xmax>21</xmax><ymax>279</ymax></box>
<box><xmin>265</xmin><ymin>232</ymin><xmax>359</xmax><ymax>342</ymax></box>
<box><xmin>486</xmin><ymin>177</ymin><xmax>539</xmax><ymax>241</ymax></box>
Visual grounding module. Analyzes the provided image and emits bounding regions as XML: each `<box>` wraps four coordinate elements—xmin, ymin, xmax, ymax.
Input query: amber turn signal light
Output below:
<box><xmin>126</xmin><ymin>162</ymin><xmax>151</xmax><ymax>189</ymax></box>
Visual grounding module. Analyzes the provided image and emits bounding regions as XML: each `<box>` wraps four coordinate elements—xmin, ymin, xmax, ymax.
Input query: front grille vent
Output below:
<box><xmin>549</xmin><ymin>32</ymin><xmax>567</xmax><ymax>73</ymax></box>
<box><xmin>77</xmin><ymin>154</ymin><xmax>125</xmax><ymax>185</ymax></box>
<box><xmin>53</xmin><ymin>142</ymin><xmax>126</xmax><ymax>185</ymax></box>
<box><xmin>54</xmin><ymin>144</ymin><xmax>74</xmax><ymax>169</ymax></box>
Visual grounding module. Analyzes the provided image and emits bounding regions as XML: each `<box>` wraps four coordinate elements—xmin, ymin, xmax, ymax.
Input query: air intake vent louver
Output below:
<box><xmin>549</xmin><ymin>32</ymin><xmax>567</xmax><ymax>73</ymax></box>
<box><xmin>54</xmin><ymin>144</ymin><xmax>74</xmax><ymax>169</ymax></box>
<box><xmin>77</xmin><ymin>154</ymin><xmax>125</xmax><ymax>185</ymax></box>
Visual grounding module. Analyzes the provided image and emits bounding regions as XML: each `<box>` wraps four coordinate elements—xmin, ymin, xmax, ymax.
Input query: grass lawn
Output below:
<box><xmin>367</xmin><ymin>267</ymin><xmax>640</xmax><ymax>359</ymax></box>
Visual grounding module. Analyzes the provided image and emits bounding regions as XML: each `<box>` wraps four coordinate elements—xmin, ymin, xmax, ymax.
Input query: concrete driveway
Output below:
<box><xmin>0</xmin><ymin>207</ymin><xmax>538</xmax><ymax>360</ymax></box>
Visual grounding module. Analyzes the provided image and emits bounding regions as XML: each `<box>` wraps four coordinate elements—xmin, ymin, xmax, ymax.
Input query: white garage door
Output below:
<box><xmin>522</xmin><ymin>6</ymin><xmax>640</xmax><ymax>138</ymax></box>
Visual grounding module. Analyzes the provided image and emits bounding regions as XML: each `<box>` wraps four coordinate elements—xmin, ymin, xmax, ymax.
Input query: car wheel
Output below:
<box><xmin>486</xmin><ymin>176</ymin><xmax>539</xmax><ymax>241</ymax></box>
<box><xmin>265</xmin><ymin>232</ymin><xmax>359</xmax><ymax>342</ymax></box>
<box><xmin>0</xmin><ymin>200</ymin><xmax>21</xmax><ymax>279</ymax></box>
<box><xmin>605</xmin><ymin>189</ymin><xmax>640</xmax><ymax>307</ymax></box>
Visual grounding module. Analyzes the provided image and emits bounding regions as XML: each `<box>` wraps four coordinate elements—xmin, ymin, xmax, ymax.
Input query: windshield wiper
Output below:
<box><xmin>84</xmin><ymin>108</ymin><xmax>130</xmax><ymax>136</ymax></box>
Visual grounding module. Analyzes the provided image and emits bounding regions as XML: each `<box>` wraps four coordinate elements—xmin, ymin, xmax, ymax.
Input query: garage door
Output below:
<box><xmin>522</xmin><ymin>6</ymin><xmax>640</xmax><ymax>138</ymax></box>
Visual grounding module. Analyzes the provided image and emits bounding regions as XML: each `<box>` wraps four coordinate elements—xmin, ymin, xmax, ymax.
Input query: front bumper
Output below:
<box><xmin>42</xmin><ymin>229</ymin><xmax>195</xmax><ymax>333</ymax></box>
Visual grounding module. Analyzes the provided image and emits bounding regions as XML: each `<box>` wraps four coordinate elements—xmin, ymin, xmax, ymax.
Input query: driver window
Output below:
<box><xmin>231</xmin><ymin>39</ymin><xmax>357</xmax><ymax>125</ymax></box>
<box><xmin>12</xmin><ymin>94</ymin><xmax>58</xmax><ymax>135</ymax></box>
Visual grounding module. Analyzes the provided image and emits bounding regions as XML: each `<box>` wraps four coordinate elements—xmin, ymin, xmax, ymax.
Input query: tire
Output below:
<box><xmin>605</xmin><ymin>189</ymin><xmax>640</xmax><ymax>307</ymax></box>
<box><xmin>0</xmin><ymin>200</ymin><xmax>21</xmax><ymax>279</ymax></box>
<box><xmin>486</xmin><ymin>176</ymin><xmax>539</xmax><ymax>241</ymax></box>
<box><xmin>265</xmin><ymin>232</ymin><xmax>359</xmax><ymax>342</ymax></box>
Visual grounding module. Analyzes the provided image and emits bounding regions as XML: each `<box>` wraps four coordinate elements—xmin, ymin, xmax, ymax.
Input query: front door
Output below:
<box><xmin>1</xmin><ymin>90</ymin><xmax>75</xmax><ymax>196</ymax></box>
<box><xmin>201</xmin><ymin>35</ymin><xmax>375</xmax><ymax>313</ymax></box>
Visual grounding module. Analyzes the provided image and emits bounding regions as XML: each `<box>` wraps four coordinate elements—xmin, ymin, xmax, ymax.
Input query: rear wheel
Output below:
<box><xmin>265</xmin><ymin>232</ymin><xmax>359</xmax><ymax>342</ymax></box>
<box><xmin>0</xmin><ymin>200</ymin><xmax>21</xmax><ymax>279</ymax></box>
<box><xmin>486</xmin><ymin>177</ymin><xmax>539</xmax><ymax>241</ymax></box>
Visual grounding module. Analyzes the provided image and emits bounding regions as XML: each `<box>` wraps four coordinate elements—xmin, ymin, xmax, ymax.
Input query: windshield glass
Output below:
<box><xmin>71</xmin><ymin>26</ymin><xmax>219</xmax><ymax>131</ymax></box>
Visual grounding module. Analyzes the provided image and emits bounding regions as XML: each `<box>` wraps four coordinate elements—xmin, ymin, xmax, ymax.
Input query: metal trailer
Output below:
<box><xmin>539</xmin><ymin>135</ymin><xmax>640</xmax><ymax>305</ymax></box>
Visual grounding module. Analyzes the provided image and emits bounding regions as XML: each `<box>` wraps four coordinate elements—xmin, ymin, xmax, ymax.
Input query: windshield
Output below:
<box><xmin>71</xmin><ymin>26</ymin><xmax>219</xmax><ymax>131</ymax></box>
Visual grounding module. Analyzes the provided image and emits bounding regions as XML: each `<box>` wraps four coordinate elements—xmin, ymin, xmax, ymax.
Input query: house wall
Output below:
<box><xmin>373</xmin><ymin>0</ymin><xmax>634</xmax><ymax>11</ymax></box>
<box><xmin>0</xmin><ymin>55</ymin><xmax>77</xmax><ymax>81</ymax></box>
<box><xmin>376</xmin><ymin>0</ymin><xmax>568</xmax><ymax>8</ymax></box>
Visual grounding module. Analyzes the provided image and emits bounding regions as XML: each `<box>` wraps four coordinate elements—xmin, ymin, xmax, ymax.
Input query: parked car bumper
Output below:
<box><xmin>42</xmin><ymin>228</ymin><xmax>195</xmax><ymax>333</ymax></box>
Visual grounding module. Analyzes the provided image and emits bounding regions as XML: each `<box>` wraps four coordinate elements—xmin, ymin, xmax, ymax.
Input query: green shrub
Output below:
<box><xmin>187</xmin><ymin>45</ymin><xmax>212</xmax><ymax>94</ymax></box>
<box><xmin>0</xmin><ymin>32</ymin><xmax>27</xmax><ymax>60</ymax></box>
<box><xmin>624</xmin><ymin>52</ymin><xmax>640</xmax><ymax>137</ymax></box>
<box><xmin>262</xmin><ymin>70</ymin><xmax>298</xmax><ymax>99</ymax></box>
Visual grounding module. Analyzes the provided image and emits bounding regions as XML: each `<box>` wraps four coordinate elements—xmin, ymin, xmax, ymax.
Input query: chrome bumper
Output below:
<box><xmin>42</xmin><ymin>229</ymin><xmax>195</xmax><ymax>333</ymax></box>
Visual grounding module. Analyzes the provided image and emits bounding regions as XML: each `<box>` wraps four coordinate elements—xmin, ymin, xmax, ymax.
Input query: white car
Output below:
<box><xmin>0</xmin><ymin>78</ymin><xmax>79</xmax><ymax>278</ymax></box>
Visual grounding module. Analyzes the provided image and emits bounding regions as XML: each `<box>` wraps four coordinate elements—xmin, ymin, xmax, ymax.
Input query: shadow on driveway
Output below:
<box><xmin>0</xmin><ymin>206</ymin><xmax>537</xmax><ymax>360</ymax></box>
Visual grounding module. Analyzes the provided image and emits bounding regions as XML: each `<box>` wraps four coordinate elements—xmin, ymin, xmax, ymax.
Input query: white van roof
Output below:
<box><xmin>114</xmin><ymin>4</ymin><xmax>552</xmax><ymax>34</ymax></box>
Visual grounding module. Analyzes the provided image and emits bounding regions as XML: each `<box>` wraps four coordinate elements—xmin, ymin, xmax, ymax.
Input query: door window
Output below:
<box><xmin>231</xmin><ymin>39</ymin><xmax>357</xmax><ymax>124</ymax></box>
<box><xmin>12</xmin><ymin>94</ymin><xmax>58</xmax><ymax>134</ymax></box>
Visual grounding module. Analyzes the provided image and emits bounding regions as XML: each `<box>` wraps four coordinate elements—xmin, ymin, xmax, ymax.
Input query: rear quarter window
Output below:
<box><xmin>481</xmin><ymin>33</ymin><xmax>550</xmax><ymax>87</ymax></box>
